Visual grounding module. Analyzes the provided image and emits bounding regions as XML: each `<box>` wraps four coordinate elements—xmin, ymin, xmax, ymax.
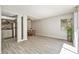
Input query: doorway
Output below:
<box><xmin>1</xmin><ymin>11</ymin><xmax>17</xmax><ymax>53</ymax></box>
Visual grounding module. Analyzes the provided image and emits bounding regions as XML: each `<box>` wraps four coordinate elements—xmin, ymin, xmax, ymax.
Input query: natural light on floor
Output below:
<box><xmin>60</xmin><ymin>43</ymin><xmax>77</xmax><ymax>54</ymax></box>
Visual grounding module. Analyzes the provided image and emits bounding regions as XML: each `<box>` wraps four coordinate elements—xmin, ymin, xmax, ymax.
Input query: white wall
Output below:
<box><xmin>27</xmin><ymin>20</ymin><xmax>31</xmax><ymax>30</ymax></box>
<box><xmin>17</xmin><ymin>15</ymin><xmax>27</xmax><ymax>42</ymax></box>
<box><xmin>0</xmin><ymin>6</ymin><xmax>1</xmax><ymax>53</ymax></box>
<box><xmin>75</xmin><ymin>6</ymin><xmax>79</xmax><ymax>53</ymax></box>
<box><xmin>17</xmin><ymin>15</ymin><xmax>22</xmax><ymax>42</ymax></box>
<box><xmin>32</xmin><ymin>13</ymin><xmax>73</xmax><ymax>40</ymax></box>
<box><xmin>23</xmin><ymin>15</ymin><xmax>27</xmax><ymax>40</ymax></box>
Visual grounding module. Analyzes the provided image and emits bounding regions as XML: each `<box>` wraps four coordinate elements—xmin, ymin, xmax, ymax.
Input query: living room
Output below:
<box><xmin>0</xmin><ymin>5</ymin><xmax>79</xmax><ymax>54</ymax></box>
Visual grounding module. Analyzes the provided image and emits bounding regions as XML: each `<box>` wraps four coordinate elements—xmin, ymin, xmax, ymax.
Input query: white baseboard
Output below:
<box><xmin>36</xmin><ymin>34</ymin><xmax>67</xmax><ymax>40</ymax></box>
<box><xmin>17</xmin><ymin>39</ymin><xmax>28</xmax><ymax>42</ymax></box>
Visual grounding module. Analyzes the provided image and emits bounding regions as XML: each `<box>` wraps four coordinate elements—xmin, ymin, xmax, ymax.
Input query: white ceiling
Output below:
<box><xmin>2</xmin><ymin>5</ymin><xmax>76</xmax><ymax>20</ymax></box>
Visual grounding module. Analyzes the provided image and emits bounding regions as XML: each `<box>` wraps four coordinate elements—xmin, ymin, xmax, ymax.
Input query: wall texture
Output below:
<box><xmin>32</xmin><ymin>13</ymin><xmax>73</xmax><ymax>40</ymax></box>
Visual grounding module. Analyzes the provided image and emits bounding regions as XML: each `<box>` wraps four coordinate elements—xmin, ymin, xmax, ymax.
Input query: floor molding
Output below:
<box><xmin>35</xmin><ymin>35</ymin><xmax>67</xmax><ymax>41</ymax></box>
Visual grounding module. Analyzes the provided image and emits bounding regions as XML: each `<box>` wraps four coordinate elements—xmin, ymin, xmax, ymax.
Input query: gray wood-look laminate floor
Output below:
<box><xmin>2</xmin><ymin>36</ymin><xmax>72</xmax><ymax>54</ymax></box>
